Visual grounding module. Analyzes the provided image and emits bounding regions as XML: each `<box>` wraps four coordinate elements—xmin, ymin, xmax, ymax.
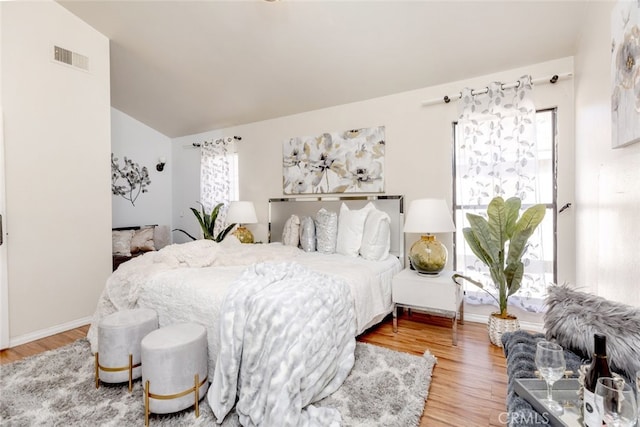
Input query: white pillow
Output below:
<box><xmin>360</xmin><ymin>209</ymin><xmax>391</xmax><ymax>261</ymax></box>
<box><xmin>112</xmin><ymin>229</ymin><xmax>135</xmax><ymax>257</ymax></box>
<box><xmin>315</xmin><ymin>208</ymin><xmax>338</xmax><ymax>254</ymax></box>
<box><xmin>282</xmin><ymin>214</ymin><xmax>300</xmax><ymax>247</ymax></box>
<box><xmin>336</xmin><ymin>202</ymin><xmax>375</xmax><ymax>257</ymax></box>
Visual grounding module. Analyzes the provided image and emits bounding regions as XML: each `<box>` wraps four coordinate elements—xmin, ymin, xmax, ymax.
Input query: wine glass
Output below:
<box><xmin>535</xmin><ymin>340</ymin><xmax>566</xmax><ymax>414</ymax></box>
<box><xmin>595</xmin><ymin>377</ymin><xmax>638</xmax><ymax>427</ymax></box>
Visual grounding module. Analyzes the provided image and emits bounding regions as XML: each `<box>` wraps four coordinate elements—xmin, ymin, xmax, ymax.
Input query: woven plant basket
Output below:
<box><xmin>488</xmin><ymin>313</ymin><xmax>520</xmax><ymax>347</ymax></box>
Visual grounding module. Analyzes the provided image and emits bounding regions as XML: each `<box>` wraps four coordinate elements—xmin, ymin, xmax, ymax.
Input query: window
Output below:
<box><xmin>200</xmin><ymin>137</ymin><xmax>239</xmax><ymax>235</ymax></box>
<box><xmin>453</xmin><ymin>109</ymin><xmax>557</xmax><ymax>313</ymax></box>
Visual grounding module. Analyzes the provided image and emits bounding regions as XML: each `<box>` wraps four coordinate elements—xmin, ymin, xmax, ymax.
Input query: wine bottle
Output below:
<box><xmin>582</xmin><ymin>333</ymin><xmax>611</xmax><ymax>427</ymax></box>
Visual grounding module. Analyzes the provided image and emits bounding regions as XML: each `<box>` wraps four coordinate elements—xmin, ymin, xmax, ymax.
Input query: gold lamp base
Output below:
<box><xmin>408</xmin><ymin>234</ymin><xmax>448</xmax><ymax>275</ymax></box>
<box><xmin>232</xmin><ymin>225</ymin><xmax>254</xmax><ymax>244</ymax></box>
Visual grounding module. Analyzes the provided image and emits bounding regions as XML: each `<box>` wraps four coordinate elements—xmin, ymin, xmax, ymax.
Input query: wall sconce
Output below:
<box><xmin>156</xmin><ymin>157</ymin><xmax>166</xmax><ymax>172</ymax></box>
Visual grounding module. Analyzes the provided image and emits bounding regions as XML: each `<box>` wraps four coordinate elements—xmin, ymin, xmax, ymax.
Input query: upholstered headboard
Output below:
<box><xmin>268</xmin><ymin>195</ymin><xmax>404</xmax><ymax>264</ymax></box>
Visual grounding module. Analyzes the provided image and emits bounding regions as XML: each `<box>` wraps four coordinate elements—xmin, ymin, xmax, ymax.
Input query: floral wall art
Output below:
<box><xmin>611</xmin><ymin>0</ymin><xmax>640</xmax><ymax>148</ymax></box>
<box><xmin>111</xmin><ymin>153</ymin><xmax>151</xmax><ymax>206</ymax></box>
<box><xmin>282</xmin><ymin>126</ymin><xmax>385</xmax><ymax>194</ymax></box>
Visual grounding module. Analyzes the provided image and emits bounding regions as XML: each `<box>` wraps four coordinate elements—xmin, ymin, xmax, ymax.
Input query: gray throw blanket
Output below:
<box><xmin>208</xmin><ymin>262</ymin><xmax>356</xmax><ymax>427</ymax></box>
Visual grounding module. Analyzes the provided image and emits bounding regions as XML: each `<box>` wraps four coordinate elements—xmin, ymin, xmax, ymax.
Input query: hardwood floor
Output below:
<box><xmin>0</xmin><ymin>324</ymin><xmax>90</xmax><ymax>365</ymax></box>
<box><xmin>0</xmin><ymin>313</ymin><xmax>509</xmax><ymax>426</ymax></box>
<box><xmin>359</xmin><ymin>312</ymin><xmax>509</xmax><ymax>426</ymax></box>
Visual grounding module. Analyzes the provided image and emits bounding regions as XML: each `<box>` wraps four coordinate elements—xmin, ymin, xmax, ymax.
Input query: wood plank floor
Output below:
<box><xmin>0</xmin><ymin>313</ymin><xmax>509</xmax><ymax>426</ymax></box>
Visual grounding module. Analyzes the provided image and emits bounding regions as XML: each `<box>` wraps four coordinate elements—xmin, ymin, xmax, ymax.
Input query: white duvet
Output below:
<box><xmin>209</xmin><ymin>262</ymin><xmax>355</xmax><ymax>426</ymax></box>
<box><xmin>87</xmin><ymin>237</ymin><xmax>401</xmax><ymax>414</ymax></box>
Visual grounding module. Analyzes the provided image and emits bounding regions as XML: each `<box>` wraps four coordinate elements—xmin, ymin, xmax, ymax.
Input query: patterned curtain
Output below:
<box><xmin>200</xmin><ymin>137</ymin><xmax>237</xmax><ymax>237</ymax></box>
<box><xmin>455</xmin><ymin>75</ymin><xmax>548</xmax><ymax>312</ymax></box>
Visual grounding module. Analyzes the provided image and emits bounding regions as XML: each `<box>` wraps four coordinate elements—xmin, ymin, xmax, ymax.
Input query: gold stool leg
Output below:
<box><xmin>145</xmin><ymin>380</ymin><xmax>150</xmax><ymax>426</ymax></box>
<box><xmin>94</xmin><ymin>353</ymin><xmax>99</xmax><ymax>389</ymax></box>
<box><xmin>194</xmin><ymin>374</ymin><xmax>200</xmax><ymax>418</ymax></box>
<box><xmin>128</xmin><ymin>354</ymin><xmax>133</xmax><ymax>392</ymax></box>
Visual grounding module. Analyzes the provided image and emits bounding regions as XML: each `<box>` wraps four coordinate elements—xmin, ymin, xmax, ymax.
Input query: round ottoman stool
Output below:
<box><xmin>95</xmin><ymin>308</ymin><xmax>158</xmax><ymax>391</ymax></box>
<box><xmin>141</xmin><ymin>322</ymin><xmax>208</xmax><ymax>426</ymax></box>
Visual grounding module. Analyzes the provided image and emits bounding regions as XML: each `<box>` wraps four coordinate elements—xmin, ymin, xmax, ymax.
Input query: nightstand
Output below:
<box><xmin>392</xmin><ymin>268</ymin><xmax>464</xmax><ymax>345</ymax></box>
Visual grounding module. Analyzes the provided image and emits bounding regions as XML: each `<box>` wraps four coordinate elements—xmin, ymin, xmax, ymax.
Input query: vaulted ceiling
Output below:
<box><xmin>58</xmin><ymin>1</ymin><xmax>587</xmax><ymax>138</ymax></box>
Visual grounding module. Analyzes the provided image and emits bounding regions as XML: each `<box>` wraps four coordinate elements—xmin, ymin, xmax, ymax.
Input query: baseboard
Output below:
<box><xmin>9</xmin><ymin>316</ymin><xmax>92</xmax><ymax>348</ymax></box>
<box><xmin>463</xmin><ymin>313</ymin><xmax>544</xmax><ymax>333</ymax></box>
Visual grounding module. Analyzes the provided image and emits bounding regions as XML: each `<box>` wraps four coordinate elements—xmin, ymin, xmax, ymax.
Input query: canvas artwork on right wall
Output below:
<box><xmin>611</xmin><ymin>0</ymin><xmax>640</xmax><ymax>148</ymax></box>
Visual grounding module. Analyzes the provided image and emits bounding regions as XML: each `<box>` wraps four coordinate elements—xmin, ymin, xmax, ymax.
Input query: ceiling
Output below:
<box><xmin>58</xmin><ymin>1</ymin><xmax>588</xmax><ymax>138</ymax></box>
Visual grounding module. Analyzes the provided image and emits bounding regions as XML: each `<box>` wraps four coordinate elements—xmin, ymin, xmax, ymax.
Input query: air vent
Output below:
<box><xmin>53</xmin><ymin>45</ymin><xmax>89</xmax><ymax>71</ymax></box>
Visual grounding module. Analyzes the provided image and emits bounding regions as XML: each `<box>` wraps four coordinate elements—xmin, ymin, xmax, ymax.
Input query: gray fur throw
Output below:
<box><xmin>544</xmin><ymin>284</ymin><xmax>640</xmax><ymax>378</ymax></box>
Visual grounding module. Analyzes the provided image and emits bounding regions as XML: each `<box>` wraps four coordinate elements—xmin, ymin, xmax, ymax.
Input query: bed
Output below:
<box><xmin>88</xmin><ymin>195</ymin><xmax>404</xmax><ymax>425</ymax></box>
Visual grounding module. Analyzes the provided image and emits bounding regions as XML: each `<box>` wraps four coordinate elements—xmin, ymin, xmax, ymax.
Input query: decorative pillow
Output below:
<box><xmin>282</xmin><ymin>215</ymin><xmax>301</xmax><ymax>247</ymax></box>
<box><xmin>153</xmin><ymin>225</ymin><xmax>170</xmax><ymax>250</ymax></box>
<box><xmin>112</xmin><ymin>230</ymin><xmax>135</xmax><ymax>257</ymax></box>
<box><xmin>360</xmin><ymin>208</ymin><xmax>391</xmax><ymax>261</ymax></box>
<box><xmin>299</xmin><ymin>216</ymin><xmax>316</xmax><ymax>252</ymax></box>
<box><xmin>544</xmin><ymin>284</ymin><xmax>640</xmax><ymax>378</ymax></box>
<box><xmin>131</xmin><ymin>227</ymin><xmax>155</xmax><ymax>253</ymax></box>
<box><xmin>336</xmin><ymin>202</ymin><xmax>375</xmax><ymax>257</ymax></box>
<box><xmin>315</xmin><ymin>208</ymin><xmax>338</xmax><ymax>254</ymax></box>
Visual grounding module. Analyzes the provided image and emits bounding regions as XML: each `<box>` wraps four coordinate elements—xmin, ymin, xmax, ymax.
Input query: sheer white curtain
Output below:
<box><xmin>455</xmin><ymin>75</ymin><xmax>548</xmax><ymax>313</ymax></box>
<box><xmin>200</xmin><ymin>137</ymin><xmax>238</xmax><ymax>237</ymax></box>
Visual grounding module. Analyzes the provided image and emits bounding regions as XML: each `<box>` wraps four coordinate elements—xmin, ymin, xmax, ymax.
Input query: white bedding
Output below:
<box><xmin>87</xmin><ymin>237</ymin><xmax>401</xmax><ymax>381</ymax></box>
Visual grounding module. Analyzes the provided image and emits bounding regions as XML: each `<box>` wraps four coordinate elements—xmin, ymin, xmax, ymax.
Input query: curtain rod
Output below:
<box><xmin>191</xmin><ymin>135</ymin><xmax>241</xmax><ymax>148</ymax></box>
<box><xmin>421</xmin><ymin>72</ymin><xmax>573</xmax><ymax>107</ymax></box>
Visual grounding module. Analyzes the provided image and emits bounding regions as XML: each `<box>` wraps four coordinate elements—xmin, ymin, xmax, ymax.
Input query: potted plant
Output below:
<box><xmin>173</xmin><ymin>202</ymin><xmax>236</xmax><ymax>242</ymax></box>
<box><xmin>452</xmin><ymin>196</ymin><xmax>546</xmax><ymax>346</ymax></box>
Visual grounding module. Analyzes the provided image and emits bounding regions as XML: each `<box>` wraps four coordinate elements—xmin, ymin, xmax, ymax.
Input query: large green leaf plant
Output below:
<box><xmin>452</xmin><ymin>196</ymin><xmax>546</xmax><ymax>319</ymax></box>
<box><xmin>173</xmin><ymin>202</ymin><xmax>236</xmax><ymax>242</ymax></box>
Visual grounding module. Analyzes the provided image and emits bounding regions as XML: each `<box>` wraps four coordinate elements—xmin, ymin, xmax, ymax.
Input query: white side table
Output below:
<box><xmin>392</xmin><ymin>268</ymin><xmax>464</xmax><ymax>345</ymax></box>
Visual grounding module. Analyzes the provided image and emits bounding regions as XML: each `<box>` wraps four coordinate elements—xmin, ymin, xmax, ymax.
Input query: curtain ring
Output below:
<box><xmin>550</xmin><ymin>75</ymin><xmax>559</xmax><ymax>84</ymax></box>
<box><xmin>444</xmin><ymin>95</ymin><xmax>451</xmax><ymax>103</ymax></box>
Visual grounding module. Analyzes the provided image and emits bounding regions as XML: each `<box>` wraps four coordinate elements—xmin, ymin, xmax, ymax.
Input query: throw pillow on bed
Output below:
<box><xmin>282</xmin><ymin>214</ymin><xmax>301</xmax><ymax>247</ymax></box>
<box><xmin>300</xmin><ymin>216</ymin><xmax>316</xmax><ymax>252</ymax></box>
<box><xmin>315</xmin><ymin>208</ymin><xmax>338</xmax><ymax>254</ymax></box>
<box><xmin>360</xmin><ymin>208</ymin><xmax>391</xmax><ymax>261</ymax></box>
<box><xmin>131</xmin><ymin>227</ymin><xmax>156</xmax><ymax>253</ymax></box>
<box><xmin>112</xmin><ymin>229</ymin><xmax>135</xmax><ymax>257</ymax></box>
<box><xmin>336</xmin><ymin>202</ymin><xmax>375</xmax><ymax>257</ymax></box>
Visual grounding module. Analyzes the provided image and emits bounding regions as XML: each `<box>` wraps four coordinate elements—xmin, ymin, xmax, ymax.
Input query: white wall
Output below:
<box><xmin>574</xmin><ymin>2</ymin><xmax>640</xmax><ymax>307</ymax></box>
<box><xmin>172</xmin><ymin>57</ymin><xmax>577</xmax><ymax>324</ymax></box>
<box><xmin>1</xmin><ymin>2</ymin><xmax>111</xmax><ymax>342</ymax></box>
<box><xmin>111</xmin><ymin>108</ymin><xmax>172</xmax><ymax>230</ymax></box>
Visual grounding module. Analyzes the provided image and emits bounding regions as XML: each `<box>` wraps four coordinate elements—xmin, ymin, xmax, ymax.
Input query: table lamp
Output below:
<box><xmin>226</xmin><ymin>201</ymin><xmax>258</xmax><ymax>243</ymax></box>
<box><xmin>403</xmin><ymin>198</ymin><xmax>456</xmax><ymax>275</ymax></box>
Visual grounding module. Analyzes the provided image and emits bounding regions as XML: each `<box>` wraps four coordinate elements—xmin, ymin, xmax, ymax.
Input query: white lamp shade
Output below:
<box><xmin>226</xmin><ymin>201</ymin><xmax>258</xmax><ymax>224</ymax></box>
<box><xmin>404</xmin><ymin>198</ymin><xmax>455</xmax><ymax>233</ymax></box>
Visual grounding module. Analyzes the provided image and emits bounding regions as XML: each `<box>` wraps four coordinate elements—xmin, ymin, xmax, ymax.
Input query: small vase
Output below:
<box><xmin>487</xmin><ymin>312</ymin><xmax>520</xmax><ymax>347</ymax></box>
